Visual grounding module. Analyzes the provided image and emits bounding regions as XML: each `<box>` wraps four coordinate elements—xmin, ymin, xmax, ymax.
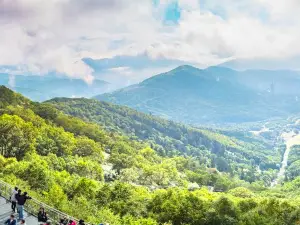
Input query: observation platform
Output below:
<box><xmin>0</xmin><ymin>180</ymin><xmax>85</xmax><ymax>225</ymax></box>
<box><xmin>0</xmin><ymin>197</ymin><xmax>37</xmax><ymax>225</ymax></box>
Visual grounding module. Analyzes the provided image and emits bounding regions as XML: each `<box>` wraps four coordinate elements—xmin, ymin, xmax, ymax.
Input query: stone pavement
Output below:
<box><xmin>0</xmin><ymin>198</ymin><xmax>38</xmax><ymax>225</ymax></box>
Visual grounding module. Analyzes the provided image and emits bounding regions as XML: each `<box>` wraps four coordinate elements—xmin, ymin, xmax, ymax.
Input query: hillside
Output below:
<box><xmin>0</xmin><ymin>85</ymin><xmax>254</xmax><ymax>224</ymax></box>
<box><xmin>4</xmin><ymin>86</ymin><xmax>300</xmax><ymax>224</ymax></box>
<box><xmin>48</xmin><ymin>97</ymin><xmax>281</xmax><ymax>184</ymax></box>
<box><xmin>95</xmin><ymin>65</ymin><xmax>300</xmax><ymax>125</ymax></box>
<box><xmin>0</xmin><ymin>74</ymin><xmax>110</xmax><ymax>101</ymax></box>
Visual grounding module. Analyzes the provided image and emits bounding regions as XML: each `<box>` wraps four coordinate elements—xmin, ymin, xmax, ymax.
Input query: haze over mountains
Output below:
<box><xmin>0</xmin><ymin>73</ymin><xmax>110</xmax><ymax>101</ymax></box>
<box><xmin>1</xmin><ymin>63</ymin><xmax>300</xmax><ymax>125</ymax></box>
<box><xmin>221</xmin><ymin>57</ymin><xmax>300</xmax><ymax>71</ymax></box>
<box><xmin>96</xmin><ymin>65</ymin><xmax>300</xmax><ymax>125</ymax></box>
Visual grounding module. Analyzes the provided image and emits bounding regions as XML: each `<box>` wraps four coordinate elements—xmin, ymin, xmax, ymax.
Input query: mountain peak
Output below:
<box><xmin>170</xmin><ymin>65</ymin><xmax>235</xmax><ymax>76</ymax></box>
<box><xmin>172</xmin><ymin>65</ymin><xmax>200</xmax><ymax>72</ymax></box>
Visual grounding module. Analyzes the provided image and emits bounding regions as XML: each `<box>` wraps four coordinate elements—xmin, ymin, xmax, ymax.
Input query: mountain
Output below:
<box><xmin>221</xmin><ymin>57</ymin><xmax>300</xmax><ymax>71</ymax></box>
<box><xmin>4</xmin><ymin>86</ymin><xmax>300</xmax><ymax>225</ymax></box>
<box><xmin>95</xmin><ymin>65</ymin><xmax>300</xmax><ymax>124</ymax></box>
<box><xmin>0</xmin><ymin>85</ymin><xmax>246</xmax><ymax>223</ymax></box>
<box><xmin>82</xmin><ymin>55</ymin><xmax>183</xmax><ymax>88</ymax></box>
<box><xmin>47</xmin><ymin>97</ymin><xmax>280</xmax><ymax>184</ymax></box>
<box><xmin>0</xmin><ymin>73</ymin><xmax>111</xmax><ymax>101</ymax></box>
<box><xmin>82</xmin><ymin>54</ymin><xmax>183</xmax><ymax>71</ymax></box>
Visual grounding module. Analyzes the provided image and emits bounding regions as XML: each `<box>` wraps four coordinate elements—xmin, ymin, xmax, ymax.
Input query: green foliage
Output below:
<box><xmin>0</xmin><ymin>114</ymin><xmax>36</xmax><ymax>159</ymax></box>
<box><xmin>0</xmin><ymin>86</ymin><xmax>30</xmax><ymax>108</ymax></box>
<box><xmin>3</xmin><ymin>87</ymin><xmax>300</xmax><ymax>225</ymax></box>
<box><xmin>48</xmin><ymin>98</ymin><xmax>276</xmax><ymax>184</ymax></box>
<box><xmin>229</xmin><ymin>187</ymin><xmax>254</xmax><ymax>198</ymax></box>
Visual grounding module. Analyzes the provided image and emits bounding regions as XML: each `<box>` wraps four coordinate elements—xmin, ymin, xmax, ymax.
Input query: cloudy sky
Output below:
<box><xmin>1</xmin><ymin>0</ymin><xmax>300</xmax><ymax>84</ymax></box>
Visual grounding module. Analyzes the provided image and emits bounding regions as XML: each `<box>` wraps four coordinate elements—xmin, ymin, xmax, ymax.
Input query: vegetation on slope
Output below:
<box><xmin>3</xmin><ymin>86</ymin><xmax>300</xmax><ymax>224</ymax></box>
<box><xmin>95</xmin><ymin>65</ymin><xmax>300</xmax><ymax>125</ymax></box>
<box><xmin>0</xmin><ymin>86</ymin><xmax>245</xmax><ymax>223</ymax></box>
<box><xmin>48</xmin><ymin>97</ymin><xmax>280</xmax><ymax>185</ymax></box>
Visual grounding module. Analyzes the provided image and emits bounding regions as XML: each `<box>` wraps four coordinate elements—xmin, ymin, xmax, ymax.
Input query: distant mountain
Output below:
<box><xmin>0</xmin><ymin>74</ymin><xmax>111</xmax><ymax>102</ymax></box>
<box><xmin>82</xmin><ymin>54</ymin><xmax>183</xmax><ymax>71</ymax></box>
<box><xmin>82</xmin><ymin>55</ymin><xmax>183</xmax><ymax>87</ymax></box>
<box><xmin>95</xmin><ymin>65</ymin><xmax>300</xmax><ymax>124</ymax></box>
<box><xmin>221</xmin><ymin>57</ymin><xmax>300</xmax><ymax>71</ymax></box>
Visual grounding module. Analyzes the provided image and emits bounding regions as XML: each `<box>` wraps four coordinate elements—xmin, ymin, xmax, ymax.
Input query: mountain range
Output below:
<box><xmin>96</xmin><ymin>65</ymin><xmax>300</xmax><ymax>125</ymax></box>
<box><xmin>221</xmin><ymin>57</ymin><xmax>300</xmax><ymax>71</ymax></box>
<box><xmin>1</xmin><ymin>64</ymin><xmax>300</xmax><ymax>125</ymax></box>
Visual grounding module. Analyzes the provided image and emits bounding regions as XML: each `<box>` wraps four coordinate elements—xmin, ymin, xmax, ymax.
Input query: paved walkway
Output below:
<box><xmin>0</xmin><ymin>198</ymin><xmax>38</xmax><ymax>225</ymax></box>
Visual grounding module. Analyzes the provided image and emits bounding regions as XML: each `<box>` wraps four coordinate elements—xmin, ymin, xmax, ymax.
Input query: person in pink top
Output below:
<box><xmin>68</xmin><ymin>220</ymin><xmax>76</xmax><ymax>225</ymax></box>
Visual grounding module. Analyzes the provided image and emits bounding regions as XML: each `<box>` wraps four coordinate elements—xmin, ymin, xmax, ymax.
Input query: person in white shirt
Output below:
<box><xmin>10</xmin><ymin>187</ymin><xmax>18</xmax><ymax>213</ymax></box>
<box><xmin>20</xmin><ymin>219</ymin><xmax>26</xmax><ymax>225</ymax></box>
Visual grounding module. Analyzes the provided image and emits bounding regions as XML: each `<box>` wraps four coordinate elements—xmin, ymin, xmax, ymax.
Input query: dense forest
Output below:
<box><xmin>2</xmin><ymin>86</ymin><xmax>300</xmax><ymax>224</ymax></box>
<box><xmin>48</xmin><ymin>97</ymin><xmax>280</xmax><ymax>185</ymax></box>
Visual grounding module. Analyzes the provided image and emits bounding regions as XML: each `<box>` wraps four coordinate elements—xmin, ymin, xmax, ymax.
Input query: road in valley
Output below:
<box><xmin>271</xmin><ymin>131</ymin><xmax>300</xmax><ymax>187</ymax></box>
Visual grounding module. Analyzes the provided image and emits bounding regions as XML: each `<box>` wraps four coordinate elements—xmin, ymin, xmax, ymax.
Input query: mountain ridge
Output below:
<box><xmin>95</xmin><ymin>65</ymin><xmax>300</xmax><ymax>124</ymax></box>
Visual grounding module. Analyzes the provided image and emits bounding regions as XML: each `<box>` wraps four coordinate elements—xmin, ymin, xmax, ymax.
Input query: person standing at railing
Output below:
<box><xmin>68</xmin><ymin>220</ymin><xmax>76</xmax><ymax>225</ymax></box>
<box><xmin>38</xmin><ymin>207</ymin><xmax>48</xmax><ymax>224</ymax></box>
<box><xmin>10</xmin><ymin>187</ymin><xmax>18</xmax><ymax>213</ymax></box>
<box><xmin>59</xmin><ymin>217</ymin><xmax>68</xmax><ymax>225</ymax></box>
<box><xmin>15</xmin><ymin>189</ymin><xmax>22</xmax><ymax>213</ymax></box>
<box><xmin>5</xmin><ymin>214</ymin><xmax>17</xmax><ymax>225</ymax></box>
<box><xmin>16</xmin><ymin>192</ymin><xmax>32</xmax><ymax>220</ymax></box>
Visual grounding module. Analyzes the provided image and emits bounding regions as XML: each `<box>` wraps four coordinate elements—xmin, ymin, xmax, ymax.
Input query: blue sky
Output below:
<box><xmin>0</xmin><ymin>0</ymin><xmax>300</xmax><ymax>85</ymax></box>
<box><xmin>163</xmin><ymin>1</ymin><xmax>181</xmax><ymax>23</ymax></box>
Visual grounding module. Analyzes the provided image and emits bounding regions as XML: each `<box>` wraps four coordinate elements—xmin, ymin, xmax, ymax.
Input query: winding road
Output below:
<box><xmin>271</xmin><ymin>131</ymin><xmax>300</xmax><ymax>187</ymax></box>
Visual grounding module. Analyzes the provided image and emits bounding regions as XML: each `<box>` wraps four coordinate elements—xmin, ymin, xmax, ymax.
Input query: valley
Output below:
<box><xmin>271</xmin><ymin>131</ymin><xmax>300</xmax><ymax>186</ymax></box>
<box><xmin>246</xmin><ymin>116</ymin><xmax>300</xmax><ymax>187</ymax></box>
<box><xmin>1</xmin><ymin>66</ymin><xmax>300</xmax><ymax>225</ymax></box>
<box><xmin>48</xmin><ymin>97</ymin><xmax>284</xmax><ymax>184</ymax></box>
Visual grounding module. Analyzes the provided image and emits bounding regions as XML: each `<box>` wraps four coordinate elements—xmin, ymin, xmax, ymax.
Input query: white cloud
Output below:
<box><xmin>255</xmin><ymin>0</ymin><xmax>300</xmax><ymax>21</ymax></box>
<box><xmin>1</xmin><ymin>0</ymin><xmax>300</xmax><ymax>83</ymax></box>
<box><xmin>108</xmin><ymin>67</ymin><xmax>132</xmax><ymax>74</ymax></box>
<box><xmin>146</xmin><ymin>0</ymin><xmax>300</xmax><ymax>65</ymax></box>
<box><xmin>0</xmin><ymin>0</ymin><xmax>155</xmax><ymax>82</ymax></box>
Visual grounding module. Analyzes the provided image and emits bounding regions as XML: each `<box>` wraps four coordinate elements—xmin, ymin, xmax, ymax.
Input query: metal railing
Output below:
<box><xmin>0</xmin><ymin>179</ymin><xmax>90</xmax><ymax>225</ymax></box>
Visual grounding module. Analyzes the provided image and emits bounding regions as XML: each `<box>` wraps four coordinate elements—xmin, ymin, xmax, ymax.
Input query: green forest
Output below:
<box><xmin>2</xmin><ymin>86</ymin><xmax>300</xmax><ymax>225</ymax></box>
<box><xmin>48</xmin><ymin>98</ymin><xmax>280</xmax><ymax>185</ymax></box>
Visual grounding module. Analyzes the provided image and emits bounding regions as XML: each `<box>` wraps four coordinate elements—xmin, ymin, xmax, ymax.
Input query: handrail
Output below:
<box><xmin>0</xmin><ymin>179</ymin><xmax>91</xmax><ymax>225</ymax></box>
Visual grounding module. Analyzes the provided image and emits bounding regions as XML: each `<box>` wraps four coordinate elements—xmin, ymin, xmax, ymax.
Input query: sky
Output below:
<box><xmin>1</xmin><ymin>0</ymin><xmax>300</xmax><ymax>85</ymax></box>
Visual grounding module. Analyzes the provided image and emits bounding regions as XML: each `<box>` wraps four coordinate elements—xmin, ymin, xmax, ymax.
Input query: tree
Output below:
<box><xmin>229</xmin><ymin>187</ymin><xmax>254</xmax><ymax>198</ymax></box>
<box><xmin>0</xmin><ymin>114</ymin><xmax>36</xmax><ymax>159</ymax></box>
<box><xmin>73</xmin><ymin>136</ymin><xmax>103</xmax><ymax>159</ymax></box>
